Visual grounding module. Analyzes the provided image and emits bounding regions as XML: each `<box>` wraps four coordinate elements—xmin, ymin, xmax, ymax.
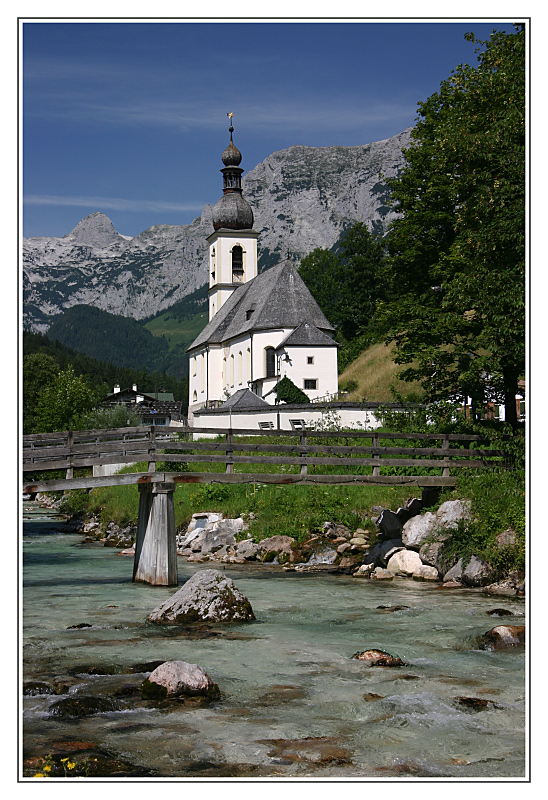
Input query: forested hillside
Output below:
<box><xmin>23</xmin><ymin>331</ymin><xmax>189</xmax><ymax>433</ymax></box>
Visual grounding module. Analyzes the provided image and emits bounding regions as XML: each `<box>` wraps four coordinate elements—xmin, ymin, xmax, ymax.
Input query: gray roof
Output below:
<box><xmin>215</xmin><ymin>388</ymin><xmax>270</xmax><ymax>411</ymax></box>
<box><xmin>188</xmin><ymin>260</ymin><xmax>335</xmax><ymax>351</ymax></box>
<box><xmin>277</xmin><ymin>321</ymin><xmax>337</xmax><ymax>349</ymax></box>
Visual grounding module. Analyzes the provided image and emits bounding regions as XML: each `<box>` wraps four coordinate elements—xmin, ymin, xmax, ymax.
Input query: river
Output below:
<box><xmin>22</xmin><ymin>502</ymin><xmax>526</xmax><ymax>779</ymax></box>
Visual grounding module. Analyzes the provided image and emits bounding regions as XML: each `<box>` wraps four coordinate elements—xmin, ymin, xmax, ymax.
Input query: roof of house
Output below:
<box><xmin>187</xmin><ymin>259</ymin><xmax>335</xmax><ymax>352</ymax></box>
<box><xmin>215</xmin><ymin>388</ymin><xmax>271</xmax><ymax>411</ymax></box>
<box><xmin>99</xmin><ymin>388</ymin><xmax>182</xmax><ymax>417</ymax></box>
<box><xmin>277</xmin><ymin>321</ymin><xmax>338</xmax><ymax>349</ymax></box>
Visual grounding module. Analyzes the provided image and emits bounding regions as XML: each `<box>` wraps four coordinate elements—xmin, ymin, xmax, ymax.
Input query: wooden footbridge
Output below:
<box><xmin>23</xmin><ymin>425</ymin><xmax>504</xmax><ymax>587</ymax></box>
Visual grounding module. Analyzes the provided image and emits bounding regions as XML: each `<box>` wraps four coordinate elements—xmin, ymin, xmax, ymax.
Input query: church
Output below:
<box><xmin>187</xmin><ymin>118</ymin><xmax>339</xmax><ymax>423</ymax></box>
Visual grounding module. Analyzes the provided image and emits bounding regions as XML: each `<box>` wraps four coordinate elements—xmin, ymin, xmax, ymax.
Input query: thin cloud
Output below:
<box><xmin>24</xmin><ymin>195</ymin><xmax>207</xmax><ymax>213</ymax></box>
<box><xmin>26</xmin><ymin>95</ymin><xmax>415</xmax><ymax>136</ymax></box>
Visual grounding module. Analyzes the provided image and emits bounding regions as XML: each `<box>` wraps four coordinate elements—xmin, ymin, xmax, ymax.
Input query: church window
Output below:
<box><xmin>247</xmin><ymin>348</ymin><xmax>251</xmax><ymax>378</ymax></box>
<box><xmin>193</xmin><ymin>390</ymin><xmax>197</xmax><ymax>402</ymax></box>
<box><xmin>230</xmin><ymin>354</ymin><xmax>235</xmax><ymax>387</ymax></box>
<box><xmin>192</xmin><ymin>356</ymin><xmax>196</xmax><ymax>376</ymax></box>
<box><xmin>238</xmin><ymin>351</ymin><xmax>243</xmax><ymax>384</ymax></box>
<box><xmin>304</xmin><ymin>379</ymin><xmax>317</xmax><ymax>390</ymax></box>
<box><xmin>200</xmin><ymin>354</ymin><xmax>205</xmax><ymax>392</ymax></box>
<box><xmin>307</xmin><ymin>356</ymin><xmax>314</xmax><ymax>365</ymax></box>
<box><xmin>266</xmin><ymin>347</ymin><xmax>276</xmax><ymax>378</ymax></box>
<box><xmin>232</xmin><ymin>245</ymin><xmax>244</xmax><ymax>282</ymax></box>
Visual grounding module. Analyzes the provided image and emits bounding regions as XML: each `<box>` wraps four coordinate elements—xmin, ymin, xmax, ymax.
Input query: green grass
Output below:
<box><xmin>338</xmin><ymin>341</ymin><xmax>423</xmax><ymax>401</ymax></box>
<box><xmin>59</xmin><ymin>462</ymin><xmax>416</xmax><ymax>545</ymax></box>
<box><xmin>55</xmin><ymin>431</ymin><xmax>525</xmax><ymax>573</ymax></box>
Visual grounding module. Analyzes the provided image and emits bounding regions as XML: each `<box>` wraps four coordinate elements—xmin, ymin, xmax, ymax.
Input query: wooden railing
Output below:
<box><xmin>22</xmin><ymin>425</ymin><xmax>506</xmax><ymax>489</ymax></box>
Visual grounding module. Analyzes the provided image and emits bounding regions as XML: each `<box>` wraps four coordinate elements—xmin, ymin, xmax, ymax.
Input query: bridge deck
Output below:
<box><xmin>23</xmin><ymin>470</ymin><xmax>458</xmax><ymax>494</ymax></box>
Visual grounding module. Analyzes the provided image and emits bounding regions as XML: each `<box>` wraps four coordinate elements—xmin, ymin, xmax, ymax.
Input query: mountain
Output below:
<box><xmin>23</xmin><ymin>128</ymin><xmax>411</xmax><ymax>333</ymax></box>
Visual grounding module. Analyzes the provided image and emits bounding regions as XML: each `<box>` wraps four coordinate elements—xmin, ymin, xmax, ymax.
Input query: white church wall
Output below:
<box><xmin>208</xmin><ymin>230</ymin><xmax>258</xmax><ymax>293</ymax></box>
<box><xmin>281</xmin><ymin>345</ymin><xmax>338</xmax><ymax>401</ymax></box>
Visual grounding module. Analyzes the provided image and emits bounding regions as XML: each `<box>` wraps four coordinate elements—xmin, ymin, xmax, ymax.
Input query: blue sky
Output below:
<box><xmin>22</xmin><ymin>19</ymin><xmax>516</xmax><ymax>239</ymax></box>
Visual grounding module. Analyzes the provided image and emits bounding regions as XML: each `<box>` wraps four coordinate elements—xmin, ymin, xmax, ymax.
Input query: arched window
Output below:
<box><xmin>232</xmin><ymin>245</ymin><xmax>244</xmax><ymax>282</ymax></box>
<box><xmin>266</xmin><ymin>347</ymin><xmax>276</xmax><ymax>378</ymax></box>
<box><xmin>230</xmin><ymin>354</ymin><xmax>235</xmax><ymax>387</ymax></box>
<box><xmin>238</xmin><ymin>351</ymin><xmax>243</xmax><ymax>384</ymax></box>
<box><xmin>193</xmin><ymin>390</ymin><xmax>197</xmax><ymax>402</ymax></box>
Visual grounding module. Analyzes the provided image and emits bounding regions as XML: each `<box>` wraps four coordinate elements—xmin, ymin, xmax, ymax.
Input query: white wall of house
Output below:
<box><xmin>191</xmin><ymin>404</ymin><xmax>382</xmax><ymax>438</ymax></box>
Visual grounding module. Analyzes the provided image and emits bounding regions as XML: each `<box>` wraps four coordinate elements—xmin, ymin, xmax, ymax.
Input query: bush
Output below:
<box><xmin>276</xmin><ymin>376</ymin><xmax>310</xmax><ymax>404</ymax></box>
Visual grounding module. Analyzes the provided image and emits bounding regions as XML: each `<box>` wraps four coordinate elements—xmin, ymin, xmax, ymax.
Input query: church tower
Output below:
<box><xmin>206</xmin><ymin>114</ymin><xmax>258</xmax><ymax>321</ymax></box>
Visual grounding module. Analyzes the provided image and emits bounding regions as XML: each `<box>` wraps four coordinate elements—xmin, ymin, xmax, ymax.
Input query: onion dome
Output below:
<box><xmin>222</xmin><ymin>140</ymin><xmax>242</xmax><ymax>167</ymax></box>
<box><xmin>212</xmin><ymin>192</ymin><xmax>253</xmax><ymax>231</ymax></box>
<box><xmin>212</xmin><ymin>113</ymin><xmax>254</xmax><ymax>231</ymax></box>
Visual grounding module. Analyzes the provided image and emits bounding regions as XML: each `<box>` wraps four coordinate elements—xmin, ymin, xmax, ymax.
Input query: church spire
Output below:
<box><xmin>212</xmin><ymin>113</ymin><xmax>253</xmax><ymax>231</ymax></box>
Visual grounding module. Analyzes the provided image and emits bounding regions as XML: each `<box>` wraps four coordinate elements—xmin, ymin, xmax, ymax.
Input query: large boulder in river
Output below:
<box><xmin>386</xmin><ymin>549</ymin><xmax>423</xmax><ymax>576</ymax></box>
<box><xmin>352</xmin><ymin>649</ymin><xmax>406</xmax><ymax>667</ymax></box>
<box><xmin>477</xmin><ymin>625</ymin><xmax>525</xmax><ymax>650</ymax></box>
<box><xmin>402</xmin><ymin>500</ymin><xmax>471</xmax><ymax>550</ymax></box>
<box><xmin>375</xmin><ymin>509</ymin><xmax>404</xmax><ymax>541</ymax></box>
<box><xmin>143</xmin><ymin>661</ymin><xmax>220</xmax><ymax>699</ymax></box>
<box><xmin>461</xmin><ymin>555</ymin><xmax>496</xmax><ymax>587</ymax></box>
<box><xmin>412</xmin><ymin>564</ymin><xmax>440</xmax><ymax>581</ymax></box>
<box><xmin>147</xmin><ymin>569</ymin><xmax>255</xmax><ymax>625</ymax></box>
<box><xmin>257</xmin><ymin>535</ymin><xmax>295</xmax><ymax>563</ymax></box>
<box><xmin>419</xmin><ymin>540</ymin><xmax>458</xmax><ymax>575</ymax></box>
<box><xmin>401</xmin><ymin>512</ymin><xmax>437</xmax><ymax>550</ymax></box>
<box><xmin>362</xmin><ymin>538</ymin><xmax>404</xmax><ymax>567</ymax></box>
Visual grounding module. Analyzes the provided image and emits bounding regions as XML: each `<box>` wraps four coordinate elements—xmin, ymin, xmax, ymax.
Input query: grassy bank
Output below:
<box><xmin>59</xmin><ymin>477</ymin><xmax>418</xmax><ymax>543</ymax></box>
<box><xmin>57</xmin><ymin>459</ymin><xmax>525</xmax><ymax>576</ymax></box>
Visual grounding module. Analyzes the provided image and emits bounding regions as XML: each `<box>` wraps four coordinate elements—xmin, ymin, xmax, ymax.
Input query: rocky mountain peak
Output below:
<box><xmin>23</xmin><ymin>129</ymin><xmax>412</xmax><ymax>332</ymax></box>
<box><xmin>66</xmin><ymin>212</ymin><xmax>126</xmax><ymax>248</ymax></box>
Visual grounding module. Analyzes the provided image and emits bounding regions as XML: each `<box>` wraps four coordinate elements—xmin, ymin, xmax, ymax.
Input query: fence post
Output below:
<box><xmin>300</xmin><ymin>432</ymin><xmax>308</xmax><ymax>477</ymax></box>
<box><xmin>148</xmin><ymin>426</ymin><xmax>156</xmax><ymax>473</ymax></box>
<box><xmin>226</xmin><ymin>429</ymin><xmax>234</xmax><ymax>474</ymax></box>
<box><xmin>442</xmin><ymin>435</ymin><xmax>450</xmax><ymax>478</ymax></box>
<box><xmin>372</xmin><ymin>432</ymin><xmax>380</xmax><ymax>477</ymax></box>
<box><xmin>65</xmin><ymin>430</ymin><xmax>74</xmax><ymax>480</ymax></box>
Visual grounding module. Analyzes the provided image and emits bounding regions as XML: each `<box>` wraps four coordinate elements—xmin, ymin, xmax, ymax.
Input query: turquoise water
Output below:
<box><xmin>22</xmin><ymin>503</ymin><xmax>526</xmax><ymax>778</ymax></box>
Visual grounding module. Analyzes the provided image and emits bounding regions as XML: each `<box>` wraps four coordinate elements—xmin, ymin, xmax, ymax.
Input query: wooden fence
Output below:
<box><xmin>22</xmin><ymin>425</ymin><xmax>507</xmax><ymax>489</ymax></box>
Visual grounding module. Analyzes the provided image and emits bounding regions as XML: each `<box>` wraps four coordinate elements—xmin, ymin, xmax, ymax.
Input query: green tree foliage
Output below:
<box><xmin>380</xmin><ymin>27</ymin><xmax>525</xmax><ymax>426</ymax></box>
<box><xmin>33</xmin><ymin>366</ymin><xmax>102</xmax><ymax>432</ymax></box>
<box><xmin>298</xmin><ymin>222</ymin><xmax>386</xmax><ymax>343</ymax></box>
<box><xmin>46</xmin><ymin>305</ymin><xmax>173</xmax><ymax>374</ymax></box>
<box><xmin>23</xmin><ymin>353</ymin><xmax>60</xmax><ymax>433</ymax></box>
<box><xmin>72</xmin><ymin>405</ymin><xmax>142</xmax><ymax>431</ymax></box>
<box><xmin>276</xmin><ymin>376</ymin><xmax>310</xmax><ymax>404</ymax></box>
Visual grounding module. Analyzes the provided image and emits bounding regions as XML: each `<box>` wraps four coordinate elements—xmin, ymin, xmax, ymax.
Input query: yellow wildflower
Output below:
<box><xmin>33</xmin><ymin>773</ymin><xmax>46</xmax><ymax>778</ymax></box>
<box><xmin>67</xmin><ymin>761</ymin><xmax>76</xmax><ymax>770</ymax></box>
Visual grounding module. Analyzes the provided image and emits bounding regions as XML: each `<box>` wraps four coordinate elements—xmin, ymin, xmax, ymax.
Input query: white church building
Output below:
<box><xmin>187</xmin><ymin>120</ymin><xmax>339</xmax><ymax>427</ymax></box>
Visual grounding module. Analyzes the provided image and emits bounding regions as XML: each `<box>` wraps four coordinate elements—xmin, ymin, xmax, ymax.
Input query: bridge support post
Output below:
<box><xmin>133</xmin><ymin>482</ymin><xmax>178</xmax><ymax>586</ymax></box>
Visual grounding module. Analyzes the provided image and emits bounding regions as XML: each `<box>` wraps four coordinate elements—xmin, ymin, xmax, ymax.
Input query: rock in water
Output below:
<box><xmin>143</xmin><ymin>661</ymin><xmax>220</xmax><ymax>699</ymax></box>
<box><xmin>147</xmin><ymin>569</ymin><xmax>255</xmax><ymax>624</ymax></box>
<box><xmin>352</xmin><ymin>649</ymin><xmax>406</xmax><ymax>667</ymax></box>
<box><xmin>477</xmin><ymin>625</ymin><xmax>525</xmax><ymax>650</ymax></box>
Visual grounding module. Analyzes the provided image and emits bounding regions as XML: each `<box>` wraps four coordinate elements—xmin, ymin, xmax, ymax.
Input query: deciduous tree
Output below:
<box><xmin>380</xmin><ymin>27</ymin><xmax>525</xmax><ymax>425</ymax></box>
